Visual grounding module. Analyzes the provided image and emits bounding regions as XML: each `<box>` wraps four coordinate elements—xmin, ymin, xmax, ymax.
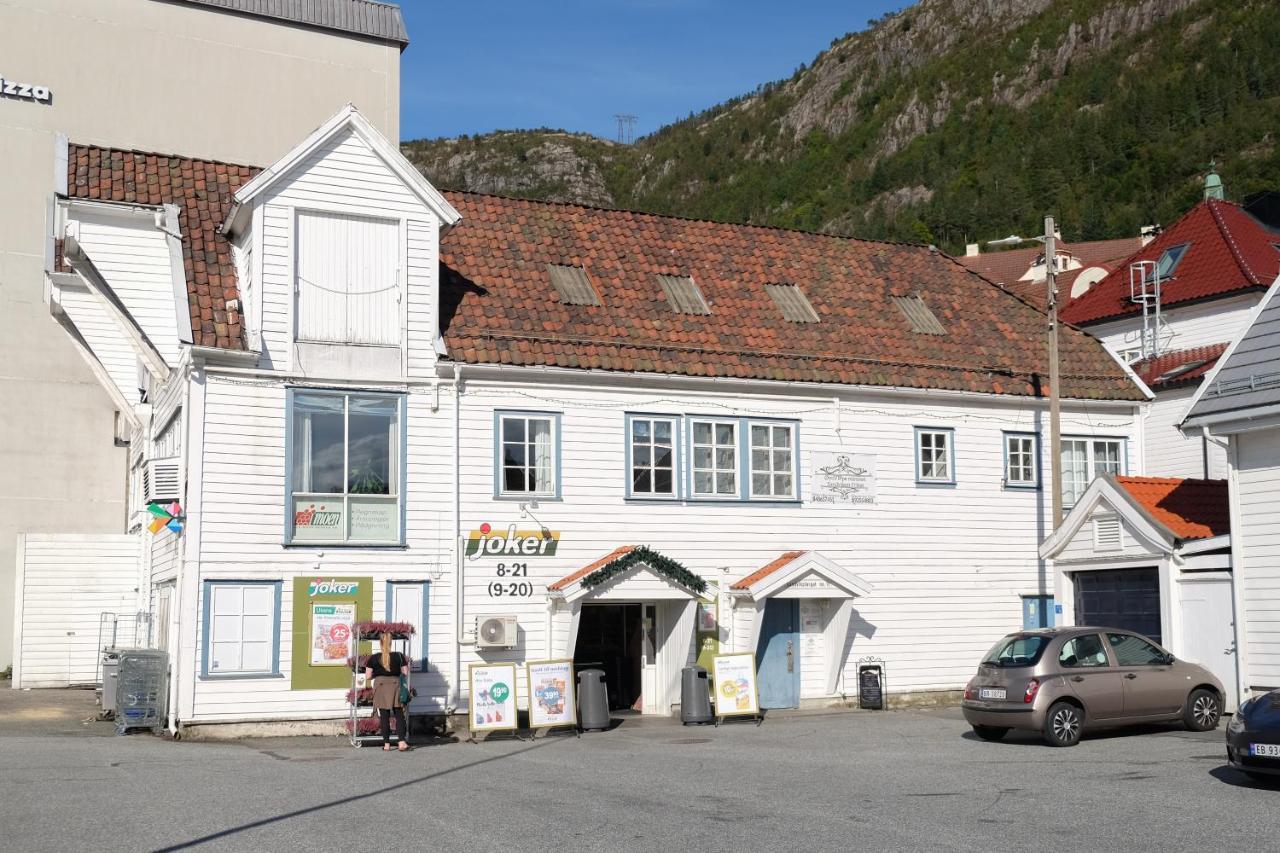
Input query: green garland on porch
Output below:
<box><xmin>579</xmin><ymin>545</ymin><xmax>707</xmax><ymax>594</ymax></box>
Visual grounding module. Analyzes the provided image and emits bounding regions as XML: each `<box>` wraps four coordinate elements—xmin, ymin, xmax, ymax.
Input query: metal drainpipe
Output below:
<box><xmin>452</xmin><ymin>364</ymin><xmax>464</xmax><ymax>712</ymax></box>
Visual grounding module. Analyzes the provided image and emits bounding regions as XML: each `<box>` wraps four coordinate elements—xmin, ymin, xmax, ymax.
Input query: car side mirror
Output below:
<box><xmin>1163</xmin><ymin>653</ymin><xmax>1175</xmax><ymax>665</ymax></box>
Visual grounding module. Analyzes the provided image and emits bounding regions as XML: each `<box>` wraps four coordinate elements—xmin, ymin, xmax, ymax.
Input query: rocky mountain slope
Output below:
<box><xmin>402</xmin><ymin>0</ymin><xmax>1280</xmax><ymax>252</ymax></box>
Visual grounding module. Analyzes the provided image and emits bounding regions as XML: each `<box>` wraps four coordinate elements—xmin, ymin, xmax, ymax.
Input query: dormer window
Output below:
<box><xmin>295</xmin><ymin>210</ymin><xmax>401</xmax><ymax>346</ymax></box>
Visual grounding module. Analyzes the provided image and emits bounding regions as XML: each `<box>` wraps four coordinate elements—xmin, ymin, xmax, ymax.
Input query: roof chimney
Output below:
<box><xmin>1204</xmin><ymin>159</ymin><xmax>1225</xmax><ymax>201</ymax></box>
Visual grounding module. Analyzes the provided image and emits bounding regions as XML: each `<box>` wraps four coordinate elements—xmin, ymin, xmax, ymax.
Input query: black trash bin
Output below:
<box><xmin>680</xmin><ymin>666</ymin><xmax>713</xmax><ymax>724</ymax></box>
<box><xmin>577</xmin><ymin>668</ymin><xmax>610</xmax><ymax>731</ymax></box>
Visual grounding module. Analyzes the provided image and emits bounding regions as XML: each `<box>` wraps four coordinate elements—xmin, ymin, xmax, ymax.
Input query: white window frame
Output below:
<box><xmin>689</xmin><ymin>418</ymin><xmax>740</xmax><ymax>499</ymax></box>
<box><xmin>201</xmin><ymin>580</ymin><xmax>281</xmax><ymax>678</ymax></box>
<box><xmin>495</xmin><ymin>411</ymin><xmax>561</xmax><ymax>499</ymax></box>
<box><xmin>1060</xmin><ymin>436</ymin><xmax>1126</xmax><ymax>507</ymax></box>
<box><xmin>747</xmin><ymin>420</ymin><xmax>798</xmax><ymax>500</ymax></box>
<box><xmin>626</xmin><ymin>414</ymin><xmax>679</xmax><ymax>499</ymax></box>
<box><xmin>1003</xmin><ymin>432</ymin><xmax>1039</xmax><ymax>490</ymax></box>
<box><xmin>286</xmin><ymin>389</ymin><xmax>405</xmax><ymax>546</ymax></box>
<box><xmin>915</xmin><ymin>427</ymin><xmax>955</xmax><ymax>485</ymax></box>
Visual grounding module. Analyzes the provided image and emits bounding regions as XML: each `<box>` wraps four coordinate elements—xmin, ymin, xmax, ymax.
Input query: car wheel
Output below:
<box><xmin>971</xmin><ymin>725</ymin><xmax>1009</xmax><ymax>741</ymax></box>
<box><xmin>1043</xmin><ymin>702</ymin><xmax>1083</xmax><ymax>747</ymax></box>
<box><xmin>1183</xmin><ymin>688</ymin><xmax>1221</xmax><ymax>732</ymax></box>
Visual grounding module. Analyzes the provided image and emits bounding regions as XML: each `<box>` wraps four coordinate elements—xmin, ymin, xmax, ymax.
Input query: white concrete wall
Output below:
<box><xmin>1236</xmin><ymin>427</ymin><xmax>1280</xmax><ymax>691</ymax></box>
<box><xmin>178</xmin><ymin>364</ymin><xmax>1140</xmax><ymax>723</ymax></box>
<box><xmin>0</xmin><ymin>0</ymin><xmax>403</xmax><ymax>670</ymax></box>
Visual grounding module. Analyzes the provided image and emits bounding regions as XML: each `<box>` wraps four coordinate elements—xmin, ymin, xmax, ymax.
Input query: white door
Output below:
<box><xmin>154</xmin><ymin>583</ymin><xmax>174</xmax><ymax>652</ymax></box>
<box><xmin>389</xmin><ymin>582</ymin><xmax>427</xmax><ymax>666</ymax></box>
<box><xmin>1180</xmin><ymin>578</ymin><xmax>1239</xmax><ymax>711</ymax></box>
<box><xmin>640</xmin><ymin>603</ymin><xmax>659</xmax><ymax>714</ymax></box>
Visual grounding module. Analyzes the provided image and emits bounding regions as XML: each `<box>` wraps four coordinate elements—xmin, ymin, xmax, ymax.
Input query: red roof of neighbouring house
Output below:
<box><xmin>547</xmin><ymin>546</ymin><xmax>636</xmax><ymax>591</ymax></box>
<box><xmin>61</xmin><ymin>144</ymin><xmax>1141</xmax><ymax>400</ymax></box>
<box><xmin>957</xmin><ymin>238</ymin><xmax>1142</xmax><ymax>289</ymax></box>
<box><xmin>1061</xmin><ymin>200</ymin><xmax>1280</xmax><ymax>326</ymax></box>
<box><xmin>730</xmin><ymin>551</ymin><xmax>807</xmax><ymax>590</ymax></box>
<box><xmin>65</xmin><ymin>144</ymin><xmax>258</xmax><ymax>350</ymax></box>
<box><xmin>437</xmin><ymin>192</ymin><xmax>1141</xmax><ymax>400</ymax></box>
<box><xmin>1115</xmin><ymin>476</ymin><xmax>1230</xmax><ymax>540</ymax></box>
<box><xmin>1130</xmin><ymin>343</ymin><xmax>1230</xmax><ymax>389</ymax></box>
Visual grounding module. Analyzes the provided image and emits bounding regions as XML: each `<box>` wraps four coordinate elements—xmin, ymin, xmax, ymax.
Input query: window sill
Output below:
<box><xmin>199</xmin><ymin>672</ymin><xmax>285</xmax><ymax>682</ymax></box>
<box><xmin>283</xmin><ymin>542</ymin><xmax>408</xmax><ymax>550</ymax></box>
<box><xmin>492</xmin><ymin>494</ymin><xmax>562</xmax><ymax>502</ymax></box>
<box><xmin>1002</xmin><ymin>483</ymin><xmax>1041</xmax><ymax>492</ymax></box>
<box><xmin>624</xmin><ymin>494</ymin><xmax>682</xmax><ymax>503</ymax></box>
<box><xmin>915</xmin><ymin>480</ymin><xmax>957</xmax><ymax>489</ymax></box>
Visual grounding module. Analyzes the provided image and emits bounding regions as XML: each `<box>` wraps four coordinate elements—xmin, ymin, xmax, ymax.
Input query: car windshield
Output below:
<box><xmin>981</xmin><ymin>634</ymin><xmax>1050</xmax><ymax>668</ymax></box>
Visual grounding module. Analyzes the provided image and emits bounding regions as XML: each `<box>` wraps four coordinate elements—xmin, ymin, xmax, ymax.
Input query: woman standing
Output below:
<box><xmin>365</xmin><ymin>633</ymin><xmax>410</xmax><ymax>752</ymax></box>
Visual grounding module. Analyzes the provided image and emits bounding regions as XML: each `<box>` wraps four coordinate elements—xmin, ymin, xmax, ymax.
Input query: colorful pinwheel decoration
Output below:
<box><xmin>147</xmin><ymin>501</ymin><xmax>185</xmax><ymax>535</ymax></box>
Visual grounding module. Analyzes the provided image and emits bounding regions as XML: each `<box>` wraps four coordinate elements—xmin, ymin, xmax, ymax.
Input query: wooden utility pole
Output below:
<box><xmin>1045</xmin><ymin>215</ymin><xmax>1063</xmax><ymax>529</ymax></box>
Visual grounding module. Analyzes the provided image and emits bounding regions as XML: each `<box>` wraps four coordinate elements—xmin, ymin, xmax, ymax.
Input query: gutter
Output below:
<box><xmin>1183</xmin><ymin>401</ymin><xmax>1280</xmax><ymax>432</ymax></box>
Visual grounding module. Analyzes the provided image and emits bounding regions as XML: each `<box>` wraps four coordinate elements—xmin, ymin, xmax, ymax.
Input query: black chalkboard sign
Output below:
<box><xmin>858</xmin><ymin>664</ymin><xmax>884</xmax><ymax>710</ymax></box>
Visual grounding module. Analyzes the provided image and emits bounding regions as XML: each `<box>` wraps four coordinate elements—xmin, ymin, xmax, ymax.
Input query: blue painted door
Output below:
<box><xmin>756</xmin><ymin>599</ymin><xmax>800</xmax><ymax>709</ymax></box>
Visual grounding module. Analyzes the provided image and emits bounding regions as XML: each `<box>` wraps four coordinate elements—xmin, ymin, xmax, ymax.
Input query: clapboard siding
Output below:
<box><xmin>1237</xmin><ymin>428</ymin><xmax>1280</xmax><ymax>689</ymax></box>
<box><xmin>15</xmin><ymin>535</ymin><xmax>142</xmax><ymax>688</ymax></box>
<box><xmin>1092</xmin><ymin>294</ymin><xmax>1261</xmax><ymax>361</ymax></box>
<box><xmin>57</xmin><ymin>286</ymin><xmax>140</xmax><ymax>405</ymax></box>
<box><xmin>1142</xmin><ymin>387</ymin><xmax>1228</xmax><ymax>479</ymax></box>
<box><xmin>72</xmin><ymin>212</ymin><xmax>180</xmax><ymax>365</ymax></box>
<box><xmin>250</xmin><ymin>128</ymin><xmax>440</xmax><ymax>376</ymax></box>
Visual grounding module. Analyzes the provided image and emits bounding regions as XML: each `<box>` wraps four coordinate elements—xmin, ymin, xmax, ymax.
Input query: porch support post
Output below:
<box><xmin>826</xmin><ymin>598</ymin><xmax>855</xmax><ymax>695</ymax></box>
<box><xmin>746</xmin><ymin>598</ymin><xmax>768</xmax><ymax>656</ymax></box>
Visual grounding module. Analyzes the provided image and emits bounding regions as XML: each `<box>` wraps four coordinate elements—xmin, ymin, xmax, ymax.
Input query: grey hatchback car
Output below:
<box><xmin>961</xmin><ymin>627</ymin><xmax>1224</xmax><ymax>746</ymax></box>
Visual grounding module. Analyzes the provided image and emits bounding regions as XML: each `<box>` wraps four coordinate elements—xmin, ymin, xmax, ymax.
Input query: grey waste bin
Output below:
<box><xmin>577</xmin><ymin>668</ymin><xmax>610</xmax><ymax>732</ymax></box>
<box><xmin>99</xmin><ymin>649</ymin><xmax>121</xmax><ymax>718</ymax></box>
<box><xmin>680</xmin><ymin>666</ymin><xmax>713</xmax><ymax>724</ymax></box>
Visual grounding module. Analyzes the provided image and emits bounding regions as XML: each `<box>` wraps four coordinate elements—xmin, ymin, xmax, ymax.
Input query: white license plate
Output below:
<box><xmin>979</xmin><ymin>688</ymin><xmax>1007</xmax><ymax>700</ymax></box>
<box><xmin>1249</xmin><ymin>743</ymin><xmax>1280</xmax><ymax>759</ymax></box>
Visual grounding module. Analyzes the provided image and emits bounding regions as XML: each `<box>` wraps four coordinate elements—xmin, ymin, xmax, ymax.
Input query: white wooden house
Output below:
<box><xmin>20</xmin><ymin>106</ymin><xmax>1151</xmax><ymax>731</ymax></box>
<box><xmin>1183</xmin><ymin>274</ymin><xmax>1280</xmax><ymax>700</ymax></box>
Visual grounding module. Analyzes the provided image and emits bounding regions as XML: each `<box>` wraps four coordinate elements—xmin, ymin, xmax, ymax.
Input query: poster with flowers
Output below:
<box><xmin>526</xmin><ymin>659</ymin><xmax>576</xmax><ymax>729</ymax></box>
<box><xmin>469</xmin><ymin>662</ymin><xmax>518</xmax><ymax>734</ymax></box>
<box><xmin>711</xmin><ymin>652</ymin><xmax>760</xmax><ymax>717</ymax></box>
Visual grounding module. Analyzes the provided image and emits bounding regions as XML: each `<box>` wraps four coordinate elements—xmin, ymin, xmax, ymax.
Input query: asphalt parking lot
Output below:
<box><xmin>1</xmin><ymin>686</ymin><xmax>1277</xmax><ymax>852</ymax></box>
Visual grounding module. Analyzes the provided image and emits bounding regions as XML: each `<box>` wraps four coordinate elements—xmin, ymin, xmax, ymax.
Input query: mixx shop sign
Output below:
<box><xmin>465</xmin><ymin>523</ymin><xmax>560</xmax><ymax>560</ymax></box>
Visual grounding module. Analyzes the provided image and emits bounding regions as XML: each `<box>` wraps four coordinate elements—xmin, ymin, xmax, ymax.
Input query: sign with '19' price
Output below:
<box><xmin>488</xmin><ymin>562</ymin><xmax>535</xmax><ymax>597</ymax></box>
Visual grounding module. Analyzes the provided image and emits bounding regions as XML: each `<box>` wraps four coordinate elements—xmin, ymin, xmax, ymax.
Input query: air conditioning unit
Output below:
<box><xmin>476</xmin><ymin>615</ymin><xmax>518</xmax><ymax>649</ymax></box>
<box><xmin>143</xmin><ymin>457</ymin><xmax>182</xmax><ymax>504</ymax></box>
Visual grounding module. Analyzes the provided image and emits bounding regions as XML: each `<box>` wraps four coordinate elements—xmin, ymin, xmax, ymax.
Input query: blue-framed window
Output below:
<box><xmin>1003</xmin><ymin>432</ymin><xmax>1040</xmax><ymax>490</ymax></box>
<box><xmin>386</xmin><ymin>580</ymin><xmax>430</xmax><ymax>671</ymax></box>
<box><xmin>285</xmin><ymin>389</ymin><xmax>406</xmax><ymax>546</ymax></box>
<box><xmin>626</xmin><ymin>414</ymin><xmax>679</xmax><ymax>499</ymax></box>
<box><xmin>494</xmin><ymin>411</ymin><xmax>562</xmax><ymax>499</ymax></box>
<box><xmin>201</xmin><ymin>580</ymin><xmax>282</xmax><ymax>678</ymax></box>
<box><xmin>1061</xmin><ymin>436</ymin><xmax>1126</xmax><ymax>507</ymax></box>
<box><xmin>914</xmin><ymin>426</ymin><xmax>955</xmax><ymax>485</ymax></box>
<box><xmin>686</xmin><ymin>416</ymin><xmax>800</xmax><ymax>502</ymax></box>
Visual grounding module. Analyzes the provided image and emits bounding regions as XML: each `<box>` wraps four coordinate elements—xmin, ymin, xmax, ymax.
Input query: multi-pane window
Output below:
<box><xmin>1060</xmin><ymin>437</ymin><xmax>1124</xmax><ymax>506</ymax></box>
<box><xmin>204</xmin><ymin>582</ymin><xmax>278</xmax><ymax>676</ymax></box>
<box><xmin>915</xmin><ymin>428</ymin><xmax>954</xmax><ymax>484</ymax></box>
<box><xmin>692</xmin><ymin>420</ymin><xmax>738</xmax><ymax>497</ymax></box>
<box><xmin>289</xmin><ymin>391</ymin><xmax>402</xmax><ymax>544</ymax></box>
<box><xmin>749</xmin><ymin>423</ymin><xmax>795</xmax><ymax>499</ymax></box>
<box><xmin>630</xmin><ymin>417</ymin><xmax>676</xmax><ymax>497</ymax></box>
<box><xmin>498</xmin><ymin>413</ymin><xmax>558</xmax><ymax>497</ymax></box>
<box><xmin>1004</xmin><ymin>433</ymin><xmax>1038</xmax><ymax>488</ymax></box>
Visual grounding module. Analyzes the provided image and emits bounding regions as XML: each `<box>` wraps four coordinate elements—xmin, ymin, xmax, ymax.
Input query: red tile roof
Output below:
<box><xmin>730</xmin><ymin>551</ymin><xmax>807</xmax><ymax>590</ymax></box>
<box><xmin>1115</xmin><ymin>476</ymin><xmax>1229</xmax><ymax>540</ymax></box>
<box><xmin>1130</xmin><ymin>343</ymin><xmax>1230</xmax><ymax>389</ymax></box>
<box><xmin>66</xmin><ymin>144</ymin><xmax>258</xmax><ymax>349</ymax></box>
<box><xmin>548</xmin><ymin>546</ymin><xmax>636</xmax><ymax>591</ymax></box>
<box><xmin>438</xmin><ymin>192</ymin><xmax>1142</xmax><ymax>400</ymax></box>
<box><xmin>957</xmin><ymin>237</ymin><xmax>1142</xmax><ymax>290</ymax></box>
<box><xmin>1061</xmin><ymin>200</ymin><xmax>1280</xmax><ymax>326</ymax></box>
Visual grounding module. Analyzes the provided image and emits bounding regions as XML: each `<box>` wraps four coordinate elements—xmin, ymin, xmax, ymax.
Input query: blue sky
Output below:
<box><xmin>398</xmin><ymin>1</ymin><xmax>903</xmax><ymax>142</ymax></box>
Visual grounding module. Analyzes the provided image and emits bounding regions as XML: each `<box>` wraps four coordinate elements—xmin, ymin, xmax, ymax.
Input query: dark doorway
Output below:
<box><xmin>575</xmin><ymin>604</ymin><xmax>643</xmax><ymax>711</ymax></box>
<box><xmin>1074</xmin><ymin>568</ymin><xmax>1161</xmax><ymax>643</ymax></box>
